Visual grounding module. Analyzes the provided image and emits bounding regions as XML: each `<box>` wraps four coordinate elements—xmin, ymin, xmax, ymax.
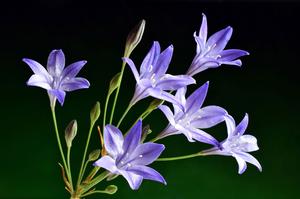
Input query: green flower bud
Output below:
<box><xmin>108</xmin><ymin>72</ymin><xmax>121</xmax><ymax>95</ymax></box>
<box><xmin>65</xmin><ymin>120</ymin><xmax>77</xmax><ymax>148</ymax></box>
<box><xmin>90</xmin><ymin>101</ymin><xmax>101</xmax><ymax>124</ymax></box>
<box><xmin>105</xmin><ymin>185</ymin><xmax>118</xmax><ymax>194</ymax></box>
<box><xmin>147</xmin><ymin>99</ymin><xmax>164</xmax><ymax>112</ymax></box>
<box><xmin>88</xmin><ymin>149</ymin><xmax>101</xmax><ymax>162</ymax></box>
<box><xmin>141</xmin><ymin>124</ymin><xmax>152</xmax><ymax>142</ymax></box>
<box><xmin>125</xmin><ymin>19</ymin><xmax>146</xmax><ymax>57</ymax></box>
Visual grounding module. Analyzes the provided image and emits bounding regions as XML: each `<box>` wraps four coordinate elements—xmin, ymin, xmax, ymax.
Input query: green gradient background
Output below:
<box><xmin>1</xmin><ymin>1</ymin><xmax>299</xmax><ymax>198</ymax></box>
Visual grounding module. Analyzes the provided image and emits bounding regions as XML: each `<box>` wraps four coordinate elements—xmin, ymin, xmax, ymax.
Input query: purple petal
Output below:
<box><xmin>93</xmin><ymin>155</ymin><xmax>118</xmax><ymax>174</ymax></box>
<box><xmin>61</xmin><ymin>77</ymin><xmax>90</xmax><ymax>92</ymax></box>
<box><xmin>140</xmin><ymin>41</ymin><xmax>160</xmax><ymax>78</ymax></box>
<box><xmin>174</xmin><ymin>87</ymin><xmax>187</xmax><ymax>115</ymax></box>
<box><xmin>156</xmin><ymin>74</ymin><xmax>195</xmax><ymax>90</ymax></box>
<box><xmin>130</xmin><ymin>85</ymin><xmax>150</xmax><ymax>106</ymax></box>
<box><xmin>195</xmin><ymin>13</ymin><xmax>208</xmax><ymax>53</ymax></box>
<box><xmin>233</xmin><ymin>113</ymin><xmax>249</xmax><ymax>136</ymax></box>
<box><xmin>47</xmin><ymin>49</ymin><xmax>65</xmax><ymax>76</ymax></box>
<box><xmin>236</xmin><ymin>152</ymin><xmax>262</xmax><ymax>172</ymax></box>
<box><xmin>27</xmin><ymin>74</ymin><xmax>51</xmax><ymax>90</ymax></box>
<box><xmin>187</xmin><ymin>56</ymin><xmax>219</xmax><ymax>76</ymax></box>
<box><xmin>239</xmin><ymin>135</ymin><xmax>259</xmax><ymax>152</ymax></box>
<box><xmin>123</xmin><ymin>120</ymin><xmax>142</xmax><ymax>154</ymax></box>
<box><xmin>206</xmin><ymin>26</ymin><xmax>233</xmax><ymax>55</ymax></box>
<box><xmin>153</xmin><ymin>45</ymin><xmax>173</xmax><ymax>77</ymax></box>
<box><xmin>188</xmin><ymin>127</ymin><xmax>219</xmax><ymax>146</ymax></box>
<box><xmin>158</xmin><ymin>105</ymin><xmax>175</xmax><ymax>126</ymax></box>
<box><xmin>218</xmin><ymin>49</ymin><xmax>249</xmax><ymax>62</ymax></box>
<box><xmin>148</xmin><ymin>88</ymin><xmax>184</xmax><ymax>110</ymax></box>
<box><xmin>104</xmin><ymin>125</ymin><xmax>124</xmax><ymax>158</ymax></box>
<box><xmin>48</xmin><ymin>89</ymin><xmax>66</xmax><ymax>106</ymax></box>
<box><xmin>185</xmin><ymin>82</ymin><xmax>209</xmax><ymax>115</ymax></box>
<box><xmin>225</xmin><ymin>115</ymin><xmax>236</xmax><ymax>137</ymax></box>
<box><xmin>62</xmin><ymin>60</ymin><xmax>87</xmax><ymax>79</ymax></box>
<box><xmin>191</xmin><ymin>105</ymin><xmax>227</xmax><ymax>129</ymax></box>
<box><xmin>233</xmin><ymin>154</ymin><xmax>247</xmax><ymax>174</ymax></box>
<box><xmin>22</xmin><ymin>58</ymin><xmax>51</xmax><ymax>80</ymax></box>
<box><xmin>123</xmin><ymin>57</ymin><xmax>140</xmax><ymax>83</ymax></box>
<box><xmin>157</xmin><ymin>124</ymin><xmax>179</xmax><ymax>140</ymax></box>
<box><xmin>131</xmin><ymin>143</ymin><xmax>165</xmax><ymax>165</ymax></box>
<box><xmin>219</xmin><ymin>59</ymin><xmax>242</xmax><ymax>67</ymax></box>
<box><xmin>129</xmin><ymin>165</ymin><xmax>166</xmax><ymax>185</ymax></box>
<box><xmin>119</xmin><ymin>170</ymin><xmax>143</xmax><ymax>190</ymax></box>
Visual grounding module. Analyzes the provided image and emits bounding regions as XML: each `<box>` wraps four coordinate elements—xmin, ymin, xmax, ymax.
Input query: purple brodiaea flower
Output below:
<box><xmin>123</xmin><ymin>41</ymin><xmax>195</xmax><ymax>108</ymax></box>
<box><xmin>158</xmin><ymin>81</ymin><xmax>227</xmax><ymax>146</ymax></box>
<box><xmin>23</xmin><ymin>49</ymin><xmax>90</xmax><ymax>106</ymax></box>
<box><xmin>94</xmin><ymin>120</ymin><xmax>166</xmax><ymax>190</ymax></box>
<box><xmin>187</xmin><ymin>14</ymin><xmax>249</xmax><ymax>76</ymax></box>
<box><xmin>202</xmin><ymin>114</ymin><xmax>262</xmax><ymax>174</ymax></box>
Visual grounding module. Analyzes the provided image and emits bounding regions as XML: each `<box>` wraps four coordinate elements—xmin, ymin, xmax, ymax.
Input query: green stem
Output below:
<box><xmin>50</xmin><ymin>107</ymin><xmax>73</xmax><ymax>191</ymax></box>
<box><xmin>81</xmin><ymin>171</ymin><xmax>110</xmax><ymax>193</ymax></box>
<box><xmin>157</xmin><ymin>152</ymin><xmax>204</xmax><ymax>162</ymax></box>
<box><xmin>67</xmin><ymin>147</ymin><xmax>73</xmax><ymax>189</ymax></box>
<box><xmin>117</xmin><ymin>103</ymin><xmax>133</xmax><ymax>128</ymax></box>
<box><xmin>109</xmin><ymin>61</ymin><xmax>126</xmax><ymax>124</ymax></box>
<box><xmin>103</xmin><ymin>91</ymin><xmax>111</xmax><ymax>130</ymax></box>
<box><xmin>77</xmin><ymin>121</ymin><xmax>96</xmax><ymax>187</ymax></box>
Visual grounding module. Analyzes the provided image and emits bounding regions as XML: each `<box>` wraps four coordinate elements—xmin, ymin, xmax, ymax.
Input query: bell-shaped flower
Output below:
<box><xmin>94</xmin><ymin>120</ymin><xmax>166</xmax><ymax>190</ymax></box>
<box><xmin>123</xmin><ymin>41</ymin><xmax>195</xmax><ymax>108</ymax></box>
<box><xmin>187</xmin><ymin>14</ymin><xmax>249</xmax><ymax>76</ymax></box>
<box><xmin>23</xmin><ymin>49</ymin><xmax>90</xmax><ymax>106</ymax></box>
<box><xmin>202</xmin><ymin>114</ymin><xmax>262</xmax><ymax>174</ymax></box>
<box><xmin>157</xmin><ymin>81</ymin><xmax>227</xmax><ymax>146</ymax></box>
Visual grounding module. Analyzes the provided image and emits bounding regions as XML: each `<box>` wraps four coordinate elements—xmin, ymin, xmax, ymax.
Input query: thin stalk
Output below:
<box><xmin>103</xmin><ymin>91</ymin><xmax>111</xmax><ymax>130</ymax></box>
<box><xmin>50</xmin><ymin>107</ymin><xmax>73</xmax><ymax>191</ymax></box>
<box><xmin>77</xmin><ymin>121</ymin><xmax>96</xmax><ymax>187</ymax></box>
<box><xmin>157</xmin><ymin>152</ymin><xmax>204</xmax><ymax>162</ymax></box>
<box><xmin>67</xmin><ymin>147</ymin><xmax>73</xmax><ymax>189</ymax></box>
<box><xmin>109</xmin><ymin>61</ymin><xmax>126</xmax><ymax>124</ymax></box>
<box><xmin>81</xmin><ymin>171</ymin><xmax>110</xmax><ymax>193</ymax></box>
<box><xmin>117</xmin><ymin>103</ymin><xmax>133</xmax><ymax>128</ymax></box>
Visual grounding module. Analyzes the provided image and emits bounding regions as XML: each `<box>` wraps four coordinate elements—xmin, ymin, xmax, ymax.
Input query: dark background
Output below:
<box><xmin>0</xmin><ymin>0</ymin><xmax>299</xmax><ymax>198</ymax></box>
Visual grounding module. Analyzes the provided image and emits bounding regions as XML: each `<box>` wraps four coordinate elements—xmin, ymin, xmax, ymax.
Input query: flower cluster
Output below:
<box><xmin>23</xmin><ymin>14</ymin><xmax>261</xmax><ymax>198</ymax></box>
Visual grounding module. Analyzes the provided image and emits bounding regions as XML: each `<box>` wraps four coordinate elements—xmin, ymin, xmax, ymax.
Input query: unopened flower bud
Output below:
<box><xmin>147</xmin><ymin>99</ymin><xmax>164</xmax><ymax>112</ymax></box>
<box><xmin>108</xmin><ymin>72</ymin><xmax>121</xmax><ymax>95</ymax></box>
<box><xmin>90</xmin><ymin>101</ymin><xmax>101</xmax><ymax>124</ymax></box>
<box><xmin>141</xmin><ymin>124</ymin><xmax>152</xmax><ymax>142</ymax></box>
<box><xmin>105</xmin><ymin>185</ymin><xmax>118</xmax><ymax>194</ymax></box>
<box><xmin>88</xmin><ymin>149</ymin><xmax>101</xmax><ymax>162</ymax></box>
<box><xmin>65</xmin><ymin>120</ymin><xmax>77</xmax><ymax>148</ymax></box>
<box><xmin>125</xmin><ymin>19</ymin><xmax>146</xmax><ymax>57</ymax></box>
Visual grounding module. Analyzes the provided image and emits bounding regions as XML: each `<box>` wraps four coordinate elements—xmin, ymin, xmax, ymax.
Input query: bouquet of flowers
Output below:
<box><xmin>23</xmin><ymin>14</ymin><xmax>261</xmax><ymax>199</ymax></box>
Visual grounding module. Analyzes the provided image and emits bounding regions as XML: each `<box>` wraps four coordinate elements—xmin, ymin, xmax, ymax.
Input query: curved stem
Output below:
<box><xmin>157</xmin><ymin>152</ymin><xmax>204</xmax><ymax>162</ymax></box>
<box><xmin>50</xmin><ymin>107</ymin><xmax>73</xmax><ymax>191</ymax></box>
<box><xmin>77</xmin><ymin>121</ymin><xmax>96</xmax><ymax>187</ymax></box>
<box><xmin>117</xmin><ymin>103</ymin><xmax>133</xmax><ymax>128</ymax></box>
<box><xmin>109</xmin><ymin>61</ymin><xmax>126</xmax><ymax>124</ymax></box>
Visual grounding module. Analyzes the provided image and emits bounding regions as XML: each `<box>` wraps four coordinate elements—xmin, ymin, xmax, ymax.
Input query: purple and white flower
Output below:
<box><xmin>23</xmin><ymin>49</ymin><xmax>90</xmax><ymax>106</ymax></box>
<box><xmin>158</xmin><ymin>82</ymin><xmax>227</xmax><ymax>146</ymax></box>
<box><xmin>187</xmin><ymin>14</ymin><xmax>249</xmax><ymax>76</ymax></box>
<box><xmin>94</xmin><ymin>120</ymin><xmax>166</xmax><ymax>190</ymax></box>
<box><xmin>202</xmin><ymin>114</ymin><xmax>262</xmax><ymax>174</ymax></box>
<box><xmin>123</xmin><ymin>41</ymin><xmax>195</xmax><ymax>108</ymax></box>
